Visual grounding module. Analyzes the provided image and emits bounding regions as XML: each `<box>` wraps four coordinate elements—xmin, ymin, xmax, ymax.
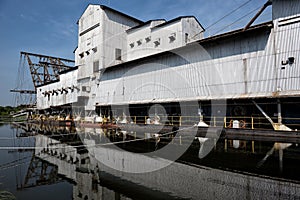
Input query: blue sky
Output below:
<box><xmin>0</xmin><ymin>0</ymin><xmax>271</xmax><ymax>106</ymax></box>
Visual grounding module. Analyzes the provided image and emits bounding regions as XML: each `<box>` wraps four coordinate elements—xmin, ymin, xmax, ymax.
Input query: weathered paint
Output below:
<box><xmin>36</xmin><ymin>0</ymin><xmax>300</xmax><ymax>112</ymax></box>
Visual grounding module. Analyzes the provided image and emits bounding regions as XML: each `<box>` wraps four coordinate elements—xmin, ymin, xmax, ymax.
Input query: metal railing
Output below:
<box><xmin>29</xmin><ymin>113</ymin><xmax>300</xmax><ymax>130</ymax></box>
<box><xmin>114</xmin><ymin>115</ymin><xmax>300</xmax><ymax>130</ymax></box>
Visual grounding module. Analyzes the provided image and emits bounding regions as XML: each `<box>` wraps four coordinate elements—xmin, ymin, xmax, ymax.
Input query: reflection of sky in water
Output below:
<box><xmin>0</xmin><ymin>124</ymin><xmax>300</xmax><ymax>199</ymax></box>
<box><xmin>0</xmin><ymin>125</ymin><xmax>72</xmax><ymax>200</ymax></box>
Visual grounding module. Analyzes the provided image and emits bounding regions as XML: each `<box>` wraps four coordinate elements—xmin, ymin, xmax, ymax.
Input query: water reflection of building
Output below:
<box><xmin>28</xmin><ymin>127</ymin><xmax>300</xmax><ymax>200</ymax></box>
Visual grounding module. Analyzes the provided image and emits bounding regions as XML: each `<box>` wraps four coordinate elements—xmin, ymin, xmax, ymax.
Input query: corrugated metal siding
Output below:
<box><xmin>102</xmin><ymin>9</ymin><xmax>140</xmax><ymax>68</ymax></box>
<box><xmin>95</xmin><ymin>29</ymin><xmax>277</xmax><ymax>105</ymax></box>
<box><xmin>39</xmin><ymin>1</ymin><xmax>300</xmax><ymax>109</ymax></box>
<box><xmin>275</xmin><ymin>12</ymin><xmax>300</xmax><ymax>93</ymax></box>
<box><xmin>273</xmin><ymin>0</ymin><xmax>300</xmax><ymax>20</ymax></box>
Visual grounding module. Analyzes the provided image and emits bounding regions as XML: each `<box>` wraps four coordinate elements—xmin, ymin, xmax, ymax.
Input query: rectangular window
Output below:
<box><xmin>81</xmin><ymin>86</ymin><xmax>90</xmax><ymax>92</ymax></box>
<box><xmin>87</xmin><ymin>38</ymin><xmax>91</xmax><ymax>46</ymax></box>
<box><xmin>93</xmin><ymin>60</ymin><xmax>99</xmax><ymax>72</ymax></box>
<box><xmin>185</xmin><ymin>33</ymin><xmax>189</xmax><ymax>43</ymax></box>
<box><xmin>115</xmin><ymin>48</ymin><xmax>122</xmax><ymax>61</ymax></box>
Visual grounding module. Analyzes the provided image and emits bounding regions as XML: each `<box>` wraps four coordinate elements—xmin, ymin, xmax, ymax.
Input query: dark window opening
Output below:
<box><xmin>185</xmin><ymin>33</ymin><xmax>189</xmax><ymax>43</ymax></box>
<box><xmin>115</xmin><ymin>48</ymin><xmax>122</xmax><ymax>61</ymax></box>
<box><xmin>93</xmin><ymin>60</ymin><xmax>99</xmax><ymax>72</ymax></box>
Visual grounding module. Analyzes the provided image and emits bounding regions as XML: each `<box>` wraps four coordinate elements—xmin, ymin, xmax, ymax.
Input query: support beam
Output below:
<box><xmin>252</xmin><ymin>100</ymin><xmax>292</xmax><ymax>131</ymax></box>
<box><xmin>277</xmin><ymin>99</ymin><xmax>282</xmax><ymax>125</ymax></box>
<box><xmin>20</xmin><ymin>51</ymin><xmax>74</xmax><ymax>63</ymax></box>
<box><xmin>10</xmin><ymin>89</ymin><xmax>36</xmax><ymax>94</ymax></box>
<box><xmin>244</xmin><ymin>0</ymin><xmax>272</xmax><ymax>31</ymax></box>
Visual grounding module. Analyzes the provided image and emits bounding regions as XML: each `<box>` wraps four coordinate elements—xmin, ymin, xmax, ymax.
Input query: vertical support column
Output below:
<box><xmin>277</xmin><ymin>99</ymin><xmax>282</xmax><ymax>125</ymax></box>
<box><xmin>198</xmin><ymin>103</ymin><xmax>203</xmax><ymax>122</ymax></box>
<box><xmin>252</xmin><ymin>141</ymin><xmax>255</xmax><ymax>153</ymax></box>
<box><xmin>214</xmin><ymin>116</ymin><xmax>216</xmax><ymax>127</ymax></box>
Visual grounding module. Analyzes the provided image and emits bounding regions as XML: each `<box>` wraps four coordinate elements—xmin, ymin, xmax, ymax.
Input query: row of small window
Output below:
<box><xmin>79</xmin><ymin>47</ymin><xmax>98</xmax><ymax>58</ymax></box>
<box><xmin>41</xmin><ymin>86</ymin><xmax>78</xmax><ymax>97</ymax></box>
<box><xmin>129</xmin><ymin>33</ymin><xmax>178</xmax><ymax>48</ymax></box>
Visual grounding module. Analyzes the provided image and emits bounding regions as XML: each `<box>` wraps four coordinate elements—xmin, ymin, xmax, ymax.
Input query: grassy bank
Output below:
<box><xmin>0</xmin><ymin>105</ymin><xmax>29</xmax><ymax>122</ymax></box>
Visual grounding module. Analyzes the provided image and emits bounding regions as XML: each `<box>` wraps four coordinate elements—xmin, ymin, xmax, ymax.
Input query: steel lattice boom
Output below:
<box><xmin>21</xmin><ymin>51</ymin><xmax>75</xmax><ymax>89</ymax></box>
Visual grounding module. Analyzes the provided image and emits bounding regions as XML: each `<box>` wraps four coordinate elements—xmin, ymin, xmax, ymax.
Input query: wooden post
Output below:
<box><xmin>224</xmin><ymin>117</ymin><xmax>227</xmax><ymax>128</ymax></box>
<box><xmin>134</xmin><ymin>116</ymin><xmax>136</xmax><ymax>124</ymax></box>
<box><xmin>252</xmin><ymin>141</ymin><xmax>255</xmax><ymax>153</ymax></box>
<box><xmin>251</xmin><ymin>117</ymin><xmax>254</xmax><ymax>129</ymax></box>
<box><xmin>224</xmin><ymin>139</ymin><xmax>227</xmax><ymax>152</ymax></box>
<box><xmin>179</xmin><ymin>136</ymin><xmax>182</xmax><ymax>145</ymax></box>
<box><xmin>145</xmin><ymin>116</ymin><xmax>147</xmax><ymax>124</ymax></box>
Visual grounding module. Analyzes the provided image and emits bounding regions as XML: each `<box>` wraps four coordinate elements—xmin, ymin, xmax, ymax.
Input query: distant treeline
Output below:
<box><xmin>0</xmin><ymin>105</ymin><xmax>27</xmax><ymax>116</ymax></box>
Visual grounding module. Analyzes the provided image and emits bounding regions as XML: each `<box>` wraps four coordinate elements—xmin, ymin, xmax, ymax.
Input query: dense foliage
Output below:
<box><xmin>0</xmin><ymin>105</ymin><xmax>26</xmax><ymax>116</ymax></box>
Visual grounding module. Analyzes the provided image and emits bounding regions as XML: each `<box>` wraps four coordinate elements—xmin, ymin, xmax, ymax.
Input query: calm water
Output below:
<box><xmin>0</xmin><ymin>123</ymin><xmax>300</xmax><ymax>200</ymax></box>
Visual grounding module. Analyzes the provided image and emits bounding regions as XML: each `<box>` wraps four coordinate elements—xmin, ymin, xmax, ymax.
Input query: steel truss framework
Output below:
<box><xmin>21</xmin><ymin>51</ymin><xmax>75</xmax><ymax>89</ymax></box>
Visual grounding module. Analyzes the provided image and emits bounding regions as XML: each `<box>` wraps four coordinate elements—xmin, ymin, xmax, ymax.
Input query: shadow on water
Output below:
<box><xmin>181</xmin><ymin>138</ymin><xmax>300</xmax><ymax>181</ymax></box>
<box><xmin>1</xmin><ymin>123</ymin><xmax>300</xmax><ymax>199</ymax></box>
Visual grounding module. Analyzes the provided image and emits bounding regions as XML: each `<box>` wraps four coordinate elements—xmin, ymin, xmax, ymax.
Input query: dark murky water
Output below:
<box><xmin>0</xmin><ymin>123</ymin><xmax>300</xmax><ymax>199</ymax></box>
<box><xmin>0</xmin><ymin>124</ymin><xmax>72</xmax><ymax>200</ymax></box>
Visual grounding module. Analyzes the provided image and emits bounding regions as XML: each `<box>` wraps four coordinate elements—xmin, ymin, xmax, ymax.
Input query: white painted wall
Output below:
<box><xmin>75</xmin><ymin>5</ymin><xmax>142</xmax><ymax>111</ymax></box>
<box><xmin>95</xmin><ymin>24</ymin><xmax>300</xmax><ymax>106</ymax></box>
<box><xmin>126</xmin><ymin>20</ymin><xmax>165</xmax><ymax>61</ymax></box>
<box><xmin>127</xmin><ymin>17</ymin><xmax>204</xmax><ymax>61</ymax></box>
<box><xmin>37</xmin><ymin>1</ymin><xmax>300</xmax><ymax>111</ymax></box>
<box><xmin>272</xmin><ymin>0</ymin><xmax>300</xmax><ymax>94</ymax></box>
<box><xmin>36</xmin><ymin>70</ymin><xmax>78</xmax><ymax>109</ymax></box>
<box><xmin>76</xmin><ymin>5</ymin><xmax>102</xmax><ymax>80</ymax></box>
<box><xmin>101</xmin><ymin>8</ymin><xmax>141</xmax><ymax>67</ymax></box>
<box><xmin>73</xmin><ymin>6</ymin><xmax>205</xmax><ymax>111</ymax></box>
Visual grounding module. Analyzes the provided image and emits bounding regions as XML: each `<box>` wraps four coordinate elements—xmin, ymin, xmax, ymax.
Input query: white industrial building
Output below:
<box><xmin>37</xmin><ymin>4</ymin><xmax>204</xmax><ymax>111</ymax></box>
<box><xmin>36</xmin><ymin>0</ymin><xmax>300</xmax><ymax>126</ymax></box>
